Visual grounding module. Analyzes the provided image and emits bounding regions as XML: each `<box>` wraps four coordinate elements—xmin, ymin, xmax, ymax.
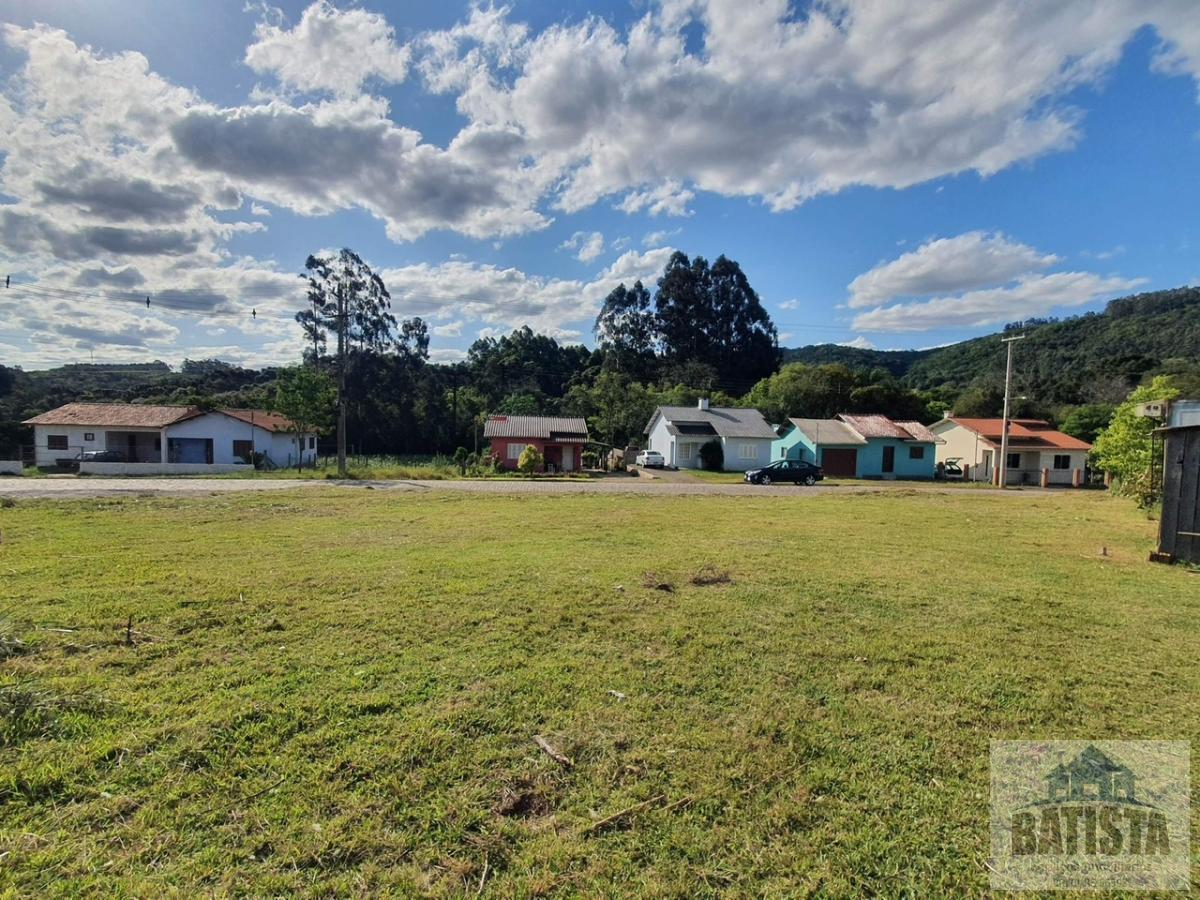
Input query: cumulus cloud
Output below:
<box><xmin>847</xmin><ymin>232</ymin><xmax>1060</xmax><ymax>308</ymax></box>
<box><xmin>852</xmin><ymin>272</ymin><xmax>1145</xmax><ymax>332</ymax></box>
<box><xmin>245</xmin><ymin>2</ymin><xmax>411</xmax><ymax>96</ymax></box>
<box><xmin>560</xmin><ymin>230</ymin><xmax>606</xmax><ymax>263</ymax></box>
<box><xmin>643</xmin><ymin>227</ymin><xmax>681</xmax><ymax>247</ymax></box>
<box><xmin>840</xmin><ymin>335</ymin><xmax>876</xmax><ymax>349</ymax></box>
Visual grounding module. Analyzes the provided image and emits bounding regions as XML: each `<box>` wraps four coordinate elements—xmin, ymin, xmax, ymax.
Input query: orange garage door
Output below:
<box><xmin>821</xmin><ymin>448</ymin><xmax>858</xmax><ymax>477</ymax></box>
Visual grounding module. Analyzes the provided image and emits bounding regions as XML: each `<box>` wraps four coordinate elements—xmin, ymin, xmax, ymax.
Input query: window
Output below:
<box><xmin>84</xmin><ymin>432</ymin><xmax>95</xmax><ymax>442</ymax></box>
<box><xmin>308</xmin><ymin>436</ymin><xmax>316</xmax><ymax>450</ymax></box>
<box><xmin>1007</xmin><ymin>453</ymin><xmax>1021</xmax><ymax>469</ymax></box>
<box><xmin>780</xmin><ymin>446</ymin><xmax>786</xmax><ymax>459</ymax></box>
<box><xmin>232</xmin><ymin>440</ymin><xmax>253</xmax><ymax>463</ymax></box>
<box><xmin>739</xmin><ymin>443</ymin><xmax>757</xmax><ymax>459</ymax></box>
<box><xmin>908</xmin><ymin>446</ymin><xmax>925</xmax><ymax>460</ymax></box>
<box><xmin>1053</xmin><ymin>454</ymin><xmax>1071</xmax><ymax>470</ymax></box>
<box><xmin>507</xmin><ymin>443</ymin><xmax>526</xmax><ymax>460</ymax></box>
<box><xmin>47</xmin><ymin>434</ymin><xmax>68</xmax><ymax>450</ymax></box>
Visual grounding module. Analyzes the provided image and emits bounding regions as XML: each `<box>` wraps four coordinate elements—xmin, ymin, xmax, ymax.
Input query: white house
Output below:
<box><xmin>24</xmin><ymin>403</ymin><xmax>318</xmax><ymax>472</ymax></box>
<box><xmin>929</xmin><ymin>416</ymin><xmax>1091</xmax><ymax>486</ymax></box>
<box><xmin>643</xmin><ymin>399</ymin><xmax>776</xmax><ymax>471</ymax></box>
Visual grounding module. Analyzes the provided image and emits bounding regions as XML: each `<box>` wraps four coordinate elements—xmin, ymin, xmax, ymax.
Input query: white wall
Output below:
<box><xmin>645</xmin><ymin>414</ymin><xmax>676</xmax><ymax>466</ymax></box>
<box><xmin>720</xmin><ymin>437</ymin><xmax>773</xmax><ymax>472</ymax></box>
<box><xmin>0</xmin><ymin>460</ymin><xmax>22</xmax><ymax>475</ymax></box>
<box><xmin>930</xmin><ymin>421</ymin><xmax>985</xmax><ymax>478</ymax></box>
<box><xmin>32</xmin><ymin>424</ymin><xmax>142</xmax><ymax>467</ymax></box>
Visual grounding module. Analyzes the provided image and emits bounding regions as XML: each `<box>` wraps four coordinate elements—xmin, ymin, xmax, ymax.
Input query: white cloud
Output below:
<box><xmin>432</xmin><ymin>320</ymin><xmax>463</xmax><ymax>337</ymax></box>
<box><xmin>429</xmin><ymin>347</ymin><xmax>468</xmax><ymax>363</ymax></box>
<box><xmin>777</xmin><ymin>299</ymin><xmax>801</xmax><ymax>311</ymax></box>
<box><xmin>851</xmin><ymin>271</ymin><xmax>1146</xmax><ymax>332</ymax></box>
<box><xmin>559</xmin><ymin>230</ymin><xmax>606</xmax><ymax>263</ymax></box>
<box><xmin>245</xmin><ymin>2</ymin><xmax>411</xmax><ymax>96</ymax></box>
<box><xmin>250</xmin><ymin>202</ymin><xmax>271</xmax><ymax>216</ymax></box>
<box><xmin>643</xmin><ymin>227</ymin><xmax>682</xmax><ymax>247</ymax></box>
<box><xmin>840</xmin><ymin>335</ymin><xmax>876</xmax><ymax>349</ymax></box>
<box><xmin>847</xmin><ymin>232</ymin><xmax>1060</xmax><ymax>308</ymax></box>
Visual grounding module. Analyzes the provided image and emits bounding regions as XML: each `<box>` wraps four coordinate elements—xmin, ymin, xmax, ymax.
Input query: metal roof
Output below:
<box><xmin>785</xmin><ymin>418</ymin><xmax>867</xmax><ymax>445</ymax></box>
<box><xmin>23</xmin><ymin>402</ymin><xmax>203</xmax><ymax>429</ymax></box>
<box><xmin>645</xmin><ymin>406</ymin><xmax>777</xmax><ymax>439</ymax></box>
<box><xmin>837</xmin><ymin>414</ymin><xmax>913</xmax><ymax>440</ymax></box>
<box><xmin>483</xmin><ymin>414</ymin><xmax>589</xmax><ymax>440</ymax></box>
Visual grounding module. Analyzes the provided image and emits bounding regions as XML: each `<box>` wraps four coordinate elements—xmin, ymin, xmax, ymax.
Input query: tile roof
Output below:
<box><xmin>483</xmin><ymin>415</ymin><xmax>589</xmax><ymax>441</ymax></box>
<box><xmin>785</xmin><ymin>418</ymin><xmax>867</xmax><ymax>445</ymax></box>
<box><xmin>893</xmin><ymin>420</ymin><xmax>940</xmax><ymax>443</ymax></box>
<box><xmin>946</xmin><ymin>417</ymin><xmax>1091</xmax><ymax>450</ymax></box>
<box><xmin>218</xmin><ymin>409</ymin><xmax>305</xmax><ymax>433</ymax></box>
<box><xmin>646</xmin><ymin>406</ymin><xmax>777</xmax><ymax>439</ymax></box>
<box><xmin>23</xmin><ymin>402</ymin><xmax>202</xmax><ymax>429</ymax></box>
<box><xmin>837</xmin><ymin>414</ymin><xmax>913</xmax><ymax>440</ymax></box>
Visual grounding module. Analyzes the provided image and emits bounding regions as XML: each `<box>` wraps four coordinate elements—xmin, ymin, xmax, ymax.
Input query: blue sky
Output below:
<box><xmin>0</xmin><ymin>1</ymin><xmax>1197</xmax><ymax>369</ymax></box>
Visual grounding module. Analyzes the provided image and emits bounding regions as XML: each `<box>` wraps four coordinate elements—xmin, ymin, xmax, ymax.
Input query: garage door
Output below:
<box><xmin>821</xmin><ymin>448</ymin><xmax>857</xmax><ymax>476</ymax></box>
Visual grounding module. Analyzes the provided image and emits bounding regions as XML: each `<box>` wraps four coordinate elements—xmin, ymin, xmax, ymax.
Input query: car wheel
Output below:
<box><xmin>803</xmin><ymin>474</ymin><xmax>816</xmax><ymax>486</ymax></box>
<box><xmin>761</xmin><ymin>475</ymin><xmax>772</xmax><ymax>485</ymax></box>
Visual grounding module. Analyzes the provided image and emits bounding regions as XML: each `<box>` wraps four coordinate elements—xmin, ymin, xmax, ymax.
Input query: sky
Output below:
<box><xmin>0</xmin><ymin>0</ymin><xmax>1197</xmax><ymax>371</ymax></box>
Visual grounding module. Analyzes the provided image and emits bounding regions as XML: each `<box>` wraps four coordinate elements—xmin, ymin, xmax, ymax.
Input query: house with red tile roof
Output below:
<box><xmin>23</xmin><ymin>403</ymin><xmax>318</xmax><ymax>471</ymax></box>
<box><xmin>929</xmin><ymin>417</ymin><xmax>1091</xmax><ymax>486</ymax></box>
<box><xmin>773</xmin><ymin>413</ymin><xmax>940</xmax><ymax>479</ymax></box>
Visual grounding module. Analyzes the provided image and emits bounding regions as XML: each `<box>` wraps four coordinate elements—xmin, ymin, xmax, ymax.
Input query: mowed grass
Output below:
<box><xmin>0</xmin><ymin>489</ymin><xmax>1196</xmax><ymax>895</ymax></box>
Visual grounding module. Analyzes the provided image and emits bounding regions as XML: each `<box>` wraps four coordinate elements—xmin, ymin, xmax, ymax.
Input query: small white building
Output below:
<box><xmin>643</xmin><ymin>399</ymin><xmax>776</xmax><ymax>471</ymax></box>
<box><xmin>24</xmin><ymin>403</ymin><xmax>318</xmax><ymax>472</ymax></box>
<box><xmin>929</xmin><ymin>416</ymin><xmax>1091</xmax><ymax>486</ymax></box>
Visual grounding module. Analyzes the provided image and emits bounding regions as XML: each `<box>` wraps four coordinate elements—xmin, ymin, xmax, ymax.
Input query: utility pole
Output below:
<box><xmin>997</xmin><ymin>333</ymin><xmax>1026</xmax><ymax>489</ymax></box>
<box><xmin>336</xmin><ymin>282</ymin><xmax>348</xmax><ymax>478</ymax></box>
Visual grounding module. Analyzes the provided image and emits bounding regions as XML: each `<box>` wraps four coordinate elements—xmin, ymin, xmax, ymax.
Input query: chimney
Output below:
<box><xmin>698</xmin><ymin>397</ymin><xmax>710</xmax><ymax>411</ymax></box>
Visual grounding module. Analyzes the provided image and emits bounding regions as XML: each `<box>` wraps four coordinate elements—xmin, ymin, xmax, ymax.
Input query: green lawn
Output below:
<box><xmin>0</xmin><ymin>489</ymin><xmax>1196</xmax><ymax>895</ymax></box>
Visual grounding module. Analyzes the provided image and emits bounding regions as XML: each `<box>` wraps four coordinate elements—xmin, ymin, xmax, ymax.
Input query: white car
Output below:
<box><xmin>635</xmin><ymin>450</ymin><xmax>665</xmax><ymax>468</ymax></box>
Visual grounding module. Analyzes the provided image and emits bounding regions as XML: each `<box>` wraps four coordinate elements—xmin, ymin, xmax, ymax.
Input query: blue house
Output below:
<box><xmin>773</xmin><ymin>414</ymin><xmax>939</xmax><ymax>479</ymax></box>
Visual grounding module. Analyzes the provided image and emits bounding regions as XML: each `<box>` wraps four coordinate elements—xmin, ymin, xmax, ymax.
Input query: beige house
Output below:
<box><xmin>929</xmin><ymin>417</ymin><xmax>1091</xmax><ymax>486</ymax></box>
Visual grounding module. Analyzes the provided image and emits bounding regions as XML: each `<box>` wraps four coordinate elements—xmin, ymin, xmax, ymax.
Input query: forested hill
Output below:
<box><xmin>785</xmin><ymin>286</ymin><xmax>1200</xmax><ymax>405</ymax></box>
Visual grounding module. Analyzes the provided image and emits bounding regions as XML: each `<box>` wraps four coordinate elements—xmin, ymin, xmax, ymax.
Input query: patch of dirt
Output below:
<box><xmin>494</xmin><ymin>778</ymin><xmax>554</xmax><ymax>818</ymax></box>
<box><xmin>641</xmin><ymin>572</ymin><xmax>675</xmax><ymax>592</ymax></box>
<box><xmin>690</xmin><ymin>566</ymin><xmax>732</xmax><ymax>586</ymax></box>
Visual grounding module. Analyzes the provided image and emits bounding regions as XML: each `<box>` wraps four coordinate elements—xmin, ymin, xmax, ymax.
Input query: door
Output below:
<box><xmin>882</xmin><ymin>445</ymin><xmax>895</xmax><ymax>474</ymax></box>
<box><xmin>561</xmin><ymin>445</ymin><xmax>573</xmax><ymax>471</ymax></box>
<box><xmin>821</xmin><ymin>448</ymin><xmax>857</xmax><ymax>477</ymax></box>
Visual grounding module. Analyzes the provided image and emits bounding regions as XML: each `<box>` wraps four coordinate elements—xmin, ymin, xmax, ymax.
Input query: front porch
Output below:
<box><xmin>104</xmin><ymin>430</ymin><xmax>162</xmax><ymax>463</ymax></box>
<box><xmin>541</xmin><ymin>442</ymin><xmax>580</xmax><ymax>473</ymax></box>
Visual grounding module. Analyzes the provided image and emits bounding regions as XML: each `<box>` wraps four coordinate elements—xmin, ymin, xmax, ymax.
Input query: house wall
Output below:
<box><xmin>855</xmin><ymin>439</ymin><xmax>937</xmax><ymax>479</ymax></box>
<box><xmin>487</xmin><ymin>437</ymin><xmax>577</xmax><ymax>472</ymax></box>
<box><xmin>719</xmin><ymin>436</ymin><xmax>773</xmax><ymax>472</ymax></box>
<box><xmin>0</xmin><ymin>460</ymin><xmax>22</xmax><ymax>475</ymax></box>
<box><xmin>773</xmin><ymin>427</ymin><xmax>817</xmax><ymax>462</ymax></box>
<box><xmin>930</xmin><ymin>421</ymin><xmax>985</xmax><ymax>477</ymax></box>
<box><xmin>645</xmin><ymin>415</ymin><xmax>677</xmax><ymax>466</ymax></box>
<box><xmin>32</xmin><ymin>424</ymin><xmax>149</xmax><ymax>467</ymax></box>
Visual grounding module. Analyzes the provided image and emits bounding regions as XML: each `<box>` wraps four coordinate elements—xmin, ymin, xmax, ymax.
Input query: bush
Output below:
<box><xmin>581</xmin><ymin>450</ymin><xmax>598</xmax><ymax>469</ymax></box>
<box><xmin>517</xmin><ymin>445</ymin><xmax>543</xmax><ymax>475</ymax></box>
<box><xmin>699</xmin><ymin>439</ymin><xmax>724</xmax><ymax>471</ymax></box>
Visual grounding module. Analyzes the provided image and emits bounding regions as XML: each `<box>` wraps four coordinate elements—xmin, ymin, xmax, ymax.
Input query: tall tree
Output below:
<box><xmin>654</xmin><ymin>252</ymin><xmax>779</xmax><ymax>387</ymax></box>
<box><xmin>594</xmin><ymin>280</ymin><xmax>657</xmax><ymax>381</ymax></box>
<box><xmin>297</xmin><ymin>249</ymin><xmax>398</xmax><ymax>475</ymax></box>
<box><xmin>1092</xmin><ymin>375</ymin><xmax>1180</xmax><ymax>503</ymax></box>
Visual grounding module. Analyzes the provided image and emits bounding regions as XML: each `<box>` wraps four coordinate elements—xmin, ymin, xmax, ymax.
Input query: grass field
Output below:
<box><xmin>0</xmin><ymin>488</ymin><xmax>1196</xmax><ymax>894</ymax></box>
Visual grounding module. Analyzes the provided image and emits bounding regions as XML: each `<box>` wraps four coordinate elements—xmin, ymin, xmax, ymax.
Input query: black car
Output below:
<box><xmin>744</xmin><ymin>459</ymin><xmax>823</xmax><ymax>486</ymax></box>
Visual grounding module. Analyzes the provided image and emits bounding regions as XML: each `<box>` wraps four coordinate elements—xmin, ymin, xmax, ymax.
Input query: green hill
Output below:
<box><xmin>786</xmin><ymin>286</ymin><xmax>1200</xmax><ymax>406</ymax></box>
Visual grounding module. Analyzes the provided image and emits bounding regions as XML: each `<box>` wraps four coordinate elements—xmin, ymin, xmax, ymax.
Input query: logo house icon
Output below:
<box><xmin>1011</xmin><ymin>744</ymin><xmax>1169</xmax><ymax>857</ymax></box>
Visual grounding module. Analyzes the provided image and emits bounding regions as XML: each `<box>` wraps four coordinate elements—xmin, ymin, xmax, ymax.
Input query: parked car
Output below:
<box><xmin>80</xmin><ymin>450</ymin><xmax>126</xmax><ymax>463</ymax></box>
<box><xmin>938</xmin><ymin>457</ymin><xmax>964</xmax><ymax>480</ymax></box>
<box><xmin>635</xmin><ymin>450</ymin><xmax>665</xmax><ymax>468</ymax></box>
<box><xmin>744</xmin><ymin>459</ymin><xmax>823</xmax><ymax>486</ymax></box>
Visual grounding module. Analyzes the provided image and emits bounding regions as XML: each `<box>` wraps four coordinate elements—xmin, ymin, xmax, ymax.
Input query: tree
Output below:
<box><xmin>1060</xmin><ymin>403</ymin><xmax>1116</xmax><ymax>444</ymax></box>
<box><xmin>297</xmin><ymin>249</ymin><xmax>399</xmax><ymax>475</ymax></box>
<box><xmin>594</xmin><ymin>281</ymin><xmax>657</xmax><ymax>381</ymax></box>
<box><xmin>273</xmin><ymin>366</ymin><xmax>335</xmax><ymax>472</ymax></box>
<box><xmin>699</xmin><ymin>439</ymin><xmax>724</xmax><ymax>471</ymax></box>
<box><xmin>517</xmin><ymin>444</ymin><xmax>543</xmax><ymax>475</ymax></box>
<box><xmin>1092</xmin><ymin>376</ymin><xmax>1180</xmax><ymax>503</ymax></box>
<box><xmin>654</xmin><ymin>252</ymin><xmax>778</xmax><ymax>387</ymax></box>
<box><xmin>744</xmin><ymin>363</ymin><xmax>858</xmax><ymax>422</ymax></box>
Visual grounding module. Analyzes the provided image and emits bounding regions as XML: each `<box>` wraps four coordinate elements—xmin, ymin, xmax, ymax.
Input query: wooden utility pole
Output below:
<box><xmin>336</xmin><ymin>283</ymin><xmax>348</xmax><ymax>477</ymax></box>
<box><xmin>997</xmin><ymin>333</ymin><xmax>1026</xmax><ymax>489</ymax></box>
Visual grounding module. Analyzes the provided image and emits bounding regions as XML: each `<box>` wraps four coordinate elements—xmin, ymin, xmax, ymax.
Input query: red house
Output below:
<box><xmin>483</xmin><ymin>414</ymin><xmax>589</xmax><ymax>472</ymax></box>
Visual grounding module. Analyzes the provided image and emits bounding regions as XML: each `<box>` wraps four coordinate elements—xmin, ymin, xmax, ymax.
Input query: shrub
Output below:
<box><xmin>517</xmin><ymin>445</ymin><xmax>543</xmax><ymax>475</ymax></box>
<box><xmin>453</xmin><ymin>446</ymin><xmax>469</xmax><ymax>475</ymax></box>
<box><xmin>699</xmin><ymin>439</ymin><xmax>724</xmax><ymax>471</ymax></box>
<box><xmin>581</xmin><ymin>450</ymin><xmax>598</xmax><ymax>469</ymax></box>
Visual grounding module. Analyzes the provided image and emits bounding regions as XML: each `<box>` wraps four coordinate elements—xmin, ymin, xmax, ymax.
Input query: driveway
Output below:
<box><xmin>0</xmin><ymin>474</ymin><xmax>1041</xmax><ymax>500</ymax></box>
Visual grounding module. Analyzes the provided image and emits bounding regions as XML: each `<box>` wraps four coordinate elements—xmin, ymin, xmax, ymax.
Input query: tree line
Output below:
<box><xmin>2</xmin><ymin>256</ymin><xmax>1199</xmax><ymax>459</ymax></box>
